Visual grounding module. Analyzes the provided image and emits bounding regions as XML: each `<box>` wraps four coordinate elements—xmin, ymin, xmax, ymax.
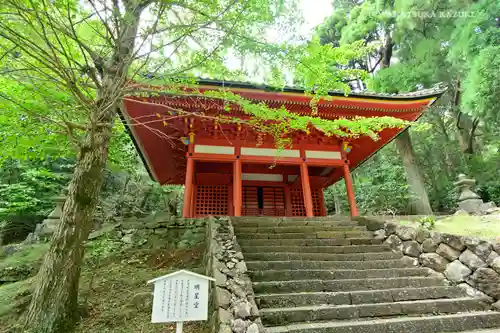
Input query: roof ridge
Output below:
<box><xmin>193</xmin><ymin>78</ymin><xmax>448</xmax><ymax>99</ymax></box>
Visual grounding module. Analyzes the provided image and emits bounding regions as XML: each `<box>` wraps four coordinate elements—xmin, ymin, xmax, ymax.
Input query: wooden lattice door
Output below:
<box><xmin>242</xmin><ymin>186</ymin><xmax>259</xmax><ymax>216</ymax></box>
<box><xmin>291</xmin><ymin>188</ymin><xmax>323</xmax><ymax>216</ymax></box>
<box><xmin>195</xmin><ymin>185</ymin><xmax>228</xmax><ymax>216</ymax></box>
<box><xmin>311</xmin><ymin>189</ymin><xmax>323</xmax><ymax>216</ymax></box>
<box><xmin>262</xmin><ymin>187</ymin><xmax>285</xmax><ymax>216</ymax></box>
<box><xmin>243</xmin><ymin>186</ymin><xmax>285</xmax><ymax>216</ymax></box>
<box><xmin>290</xmin><ymin>188</ymin><xmax>306</xmax><ymax>216</ymax></box>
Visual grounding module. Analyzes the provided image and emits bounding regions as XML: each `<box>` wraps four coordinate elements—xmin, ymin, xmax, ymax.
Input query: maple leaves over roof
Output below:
<box><xmin>121</xmin><ymin>80</ymin><xmax>445</xmax><ymax>185</ymax></box>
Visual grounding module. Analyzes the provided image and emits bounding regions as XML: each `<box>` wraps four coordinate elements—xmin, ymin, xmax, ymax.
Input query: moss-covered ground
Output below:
<box><xmin>0</xmin><ymin>236</ymin><xmax>209</xmax><ymax>333</ymax></box>
<box><xmin>382</xmin><ymin>213</ymin><xmax>500</xmax><ymax>240</ymax></box>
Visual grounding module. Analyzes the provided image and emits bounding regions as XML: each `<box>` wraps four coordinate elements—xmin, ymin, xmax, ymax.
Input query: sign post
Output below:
<box><xmin>147</xmin><ymin>269</ymin><xmax>215</xmax><ymax>333</ymax></box>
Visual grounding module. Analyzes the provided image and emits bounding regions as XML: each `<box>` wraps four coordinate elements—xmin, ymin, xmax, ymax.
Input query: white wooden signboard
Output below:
<box><xmin>147</xmin><ymin>270</ymin><xmax>215</xmax><ymax>333</ymax></box>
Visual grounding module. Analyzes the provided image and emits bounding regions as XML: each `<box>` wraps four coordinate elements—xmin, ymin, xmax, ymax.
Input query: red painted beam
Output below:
<box><xmin>305</xmin><ymin>158</ymin><xmax>344</xmax><ymax>167</ymax></box>
<box><xmin>242</xmin><ymin>180</ymin><xmax>285</xmax><ymax>187</ymax></box>
<box><xmin>191</xmin><ymin>153</ymin><xmax>236</xmax><ymax>162</ymax></box>
<box><xmin>239</xmin><ymin>155</ymin><xmax>303</xmax><ymax>165</ymax></box>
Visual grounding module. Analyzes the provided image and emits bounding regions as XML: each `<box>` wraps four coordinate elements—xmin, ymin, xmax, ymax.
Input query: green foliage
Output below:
<box><xmin>0</xmin><ymin>77</ymin><xmax>75</xmax><ymax>162</ymax></box>
<box><xmin>317</xmin><ymin>10</ymin><xmax>349</xmax><ymax>47</ymax></box>
<box><xmin>197</xmin><ymin>88</ymin><xmax>407</xmax><ymax>143</ymax></box>
<box><xmin>0</xmin><ymin>161</ymin><xmax>68</xmax><ymax>244</ymax></box>
<box><xmin>317</xmin><ymin>0</ymin><xmax>500</xmax><ymax>215</ymax></box>
<box><xmin>461</xmin><ymin>46</ymin><xmax>500</xmax><ymax>122</ymax></box>
<box><xmin>294</xmin><ymin>38</ymin><xmax>369</xmax><ymax>95</ymax></box>
<box><xmin>465</xmin><ymin>151</ymin><xmax>500</xmax><ymax>204</ymax></box>
<box><xmin>447</xmin><ymin>0</ymin><xmax>500</xmax><ymax>72</ymax></box>
<box><xmin>0</xmin><ymin>168</ymin><xmax>66</xmax><ymax>215</ymax></box>
<box><xmin>338</xmin><ymin>1</ymin><xmax>382</xmax><ymax>46</ymax></box>
<box><xmin>85</xmin><ymin>237</ymin><xmax>122</xmax><ymax>264</ymax></box>
<box><xmin>0</xmin><ymin>184</ymin><xmax>39</xmax><ymax>217</ymax></box>
<box><xmin>325</xmin><ymin>144</ymin><xmax>412</xmax><ymax>215</ymax></box>
<box><xmin>417</xmin><ymin>216</ymin><xmax>436</xmax><ymax>231</ymax></box>
<box><xmin>369</xmin><ymin>63</ymin><xmax>438</xmax><ymax>93</ymax></box>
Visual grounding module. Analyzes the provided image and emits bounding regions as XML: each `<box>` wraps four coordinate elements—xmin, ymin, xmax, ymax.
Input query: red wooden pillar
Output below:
<box><xmin>182</xmin><ymin>157</ymin><xmax>194</xmax><ymax>217</ymax></box>
<box><xmin>343</xmin><ymin>162</ymin><xmax>359</xmax><ymax>217</ymax></box>
<box><xmin>300</xmin><ymin>162</ymin><xmax>314</xmax><ymax>217</ymax></box>
<box><xmin>284</xmin><ymin>185</ymin><xmax>292</xmax><ymax>216</ymax></box>
<box><xmin>233</xmin><ymin>159</ymin><xmax>242</xmax><ymax>216</ymax></box>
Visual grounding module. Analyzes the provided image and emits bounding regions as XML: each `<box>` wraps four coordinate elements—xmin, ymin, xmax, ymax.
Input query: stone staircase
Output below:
<box><xmin>231</xmin><ymin>216</ymin><xmax>500</xmax><ymax>333</ymax></box>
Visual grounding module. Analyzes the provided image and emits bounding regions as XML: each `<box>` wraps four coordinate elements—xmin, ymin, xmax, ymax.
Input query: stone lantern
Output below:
<box><xmin>25</xmin><ymin>189</ymin><xmax>68</xmax><ymax>243</ymax></box>
<box><xmin>454</xmin><ymin>174</ymin><xmax>496</xmax><ymax>214</ymax></box>
<box><xmin>37</xmin><ymin>195</ymin><xmax>67</xmax><ymax>235</ymax></box>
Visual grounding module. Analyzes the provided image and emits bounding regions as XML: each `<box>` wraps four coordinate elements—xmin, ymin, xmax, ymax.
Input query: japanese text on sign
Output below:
<box><xmin>149</xmin><ymin>270</ymin><xmax>212</xmax><ymax>323</ymax></box>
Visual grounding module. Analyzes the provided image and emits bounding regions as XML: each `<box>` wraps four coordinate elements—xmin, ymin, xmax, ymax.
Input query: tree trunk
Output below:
<box><xmin>24</xmin><ymin>3</ymin><xmax>145</xmax><ymax>331</ymax></box>
<box><xmin>381</xmin><ymin>33</ymin><xmax>393</xmax><ymax>69</ymax></box>
<box><xmin>24</xmin><ymin>118</ymin><xmax>113</xmax><ymax>332</ymax></box>
<box><xmin>452</xmin><ymin>80</ymin><xmax>479</xmax><ymax>154</ymax></box>
<box><xmin>333</xmin><ymin>192</ymin><xmax>341</xmax><ymax>215</ymax></box>
<box><xmin>378</xmin><ymin>25</ymin><xmax>432</xmax><ymax>214</ymax></box>
<box><xmin>455</xmin><ymin>112</ymin><xmax>479</xmax><ymax>154</ymax></box>
<box><xmin>395</xmin><ymin>130</ymin><xmax>433</xmax><ymax>215</ymax></box>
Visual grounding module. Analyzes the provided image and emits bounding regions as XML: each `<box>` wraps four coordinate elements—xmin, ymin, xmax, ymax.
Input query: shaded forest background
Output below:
<box><xmin>0</xmin><ymin>0</ymin><xmax>499</xmax><ymax>244</ymax></box>
<box><xmin>322</xmin><ymin>0</ymin><xmax>500</xmax><ymax>215</ymax></box>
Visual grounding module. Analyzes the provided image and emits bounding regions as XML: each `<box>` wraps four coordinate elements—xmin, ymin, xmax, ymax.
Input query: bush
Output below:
<box><xmin>85</xmin><ymin>237</ymin><xmax>123</xmax><ymax>265</ymax></box>
<box><xmin>417</xmin><ymin>216</ymin><xmax>436</xmax><ymax>230</ymax></box>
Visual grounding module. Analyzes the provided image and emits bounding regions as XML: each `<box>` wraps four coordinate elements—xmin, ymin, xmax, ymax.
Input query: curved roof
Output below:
<box><xmin>121</xmin><ymin>80</ymin><xmax>446</xmax><ymax>185</ymax></box>
<box><xmin>193</xmin><ymin>78</ymin><xmax>447</xmax><ymax>100</ymax></box>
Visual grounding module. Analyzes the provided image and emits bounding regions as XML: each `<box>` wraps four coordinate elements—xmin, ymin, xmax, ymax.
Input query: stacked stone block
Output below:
<box><xmin>356</xmin><ymin>217</ymin><xmax>500</xmax><ymax>307</ymax></box>
<box><xmin>205</xmin><ymin>217</ymin><xmax>265</xmax><ymax>333</ymax></box>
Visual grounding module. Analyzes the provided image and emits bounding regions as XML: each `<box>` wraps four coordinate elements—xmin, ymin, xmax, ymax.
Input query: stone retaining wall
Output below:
<box><xmin>355</xmin><ymin>216</ymin><xmax>500</xmax><ymax>305</ymax></box>
<box><xmin>88</xmin><ymin>214</ymin><xmax>206</xmax><ymax>249</ymax></box>
<box><xmin>205</xmin><ymin>216</ymin><xmax>265</xmax><ymax>333</ymax></box>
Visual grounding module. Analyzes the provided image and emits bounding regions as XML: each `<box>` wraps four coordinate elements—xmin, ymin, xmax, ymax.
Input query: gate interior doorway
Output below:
<box><xmin>242</xmin><ymin>186</ymin><xmax>285</xmax><ymax>216</ymax></box>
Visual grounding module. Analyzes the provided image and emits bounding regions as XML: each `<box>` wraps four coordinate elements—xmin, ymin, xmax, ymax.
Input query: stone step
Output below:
<box><xmin>446</xmin><ymin>328</ymin><xmax>500</xmax><ymax>333</ymax></box>
<box><xmin>252</xmin><ymin>276</ymin><xmax>446</xmax><ymax>294</ymax></box>
<box><xmin>260</xmin><ymin>297</ymin><xmax>492</xmax><ymax>326</ymax></box>
<box><xmin>241</xmin><ymin>245</ymin><xmax>390</xmax><ymax>254</ymax></box>
<box><xmin>233</xmin><ymin>220</ymin><xmax>359</xmax><ymax>227</ymax></box>
<box><xmin>236</xmin><ymin>231</ymin><xmax>374</xmax><ymax>239</ymax></box>
<box><xmin>243</xmin><ymin>251</ymin><xmax>403</xmax><ymax>262</ymax></box>
<box><xmin>231</xmin><ymin>217</ymin><xmax>352</xmax><ymax>224</ymax></box>
<box><xmin>246</xmin><ymin>258</ymin><xmax>415</xmax><ymax>271</ymax></box>
<box><xmin>266</xmin><ymin>311</ymin><xmax>500</xmax><ymax>333</ymax></box>
<box><xmin>238</xmin><ymin>238</ymin><xmax>383</xmax><ymax>247</ymax></box>
<box><xmin>256</xmin><ymin>286</ymin><xmax>468</xmax><ymax>308</ymax></box>
<box><xmin>235</xmin><ymin>226</ymin><xmax>367</xmax><ymax>234</ymax></box>
<box><xmin>249</xmin><ymin>268</ymin><xmax>431</xmax><ymax>282</ymax></box>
